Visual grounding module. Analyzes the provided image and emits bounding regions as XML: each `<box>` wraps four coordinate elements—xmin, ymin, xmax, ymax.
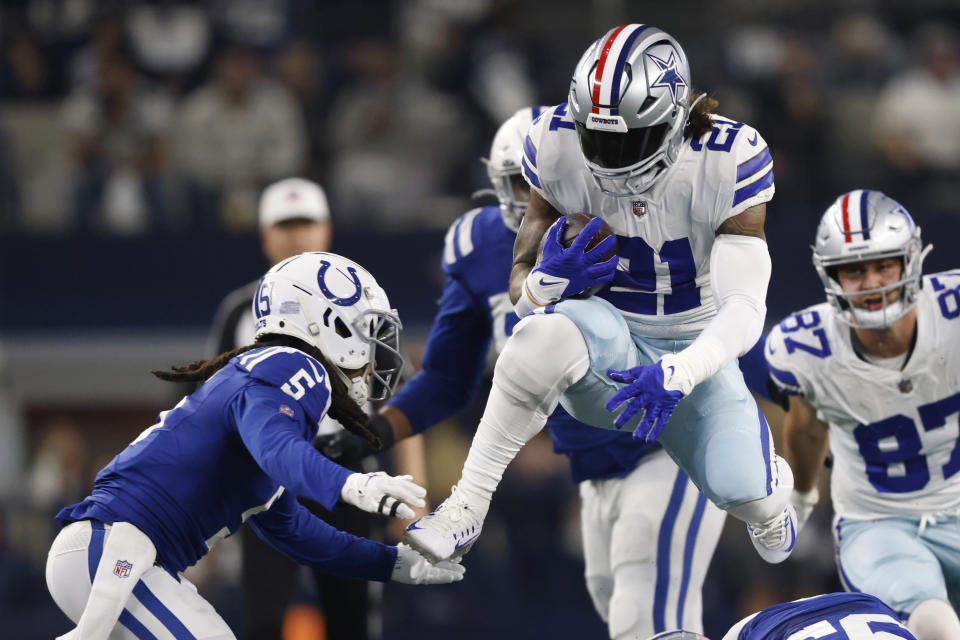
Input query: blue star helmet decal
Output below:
<box><xmin>647</xmin><ymin>51</ymin><xmax>687</xmax><ymax>106</ymax></box>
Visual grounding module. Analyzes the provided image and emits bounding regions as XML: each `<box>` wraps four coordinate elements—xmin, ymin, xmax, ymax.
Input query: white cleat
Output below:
<box><xmin>403</xmin><ymin>486</ymin><xmax>486</xmax><ymax>563</ymax></box>
<box><xmin>748</xmin><ymin>503</ymin><xmax>798</xmax><ymax>564</ymax></box>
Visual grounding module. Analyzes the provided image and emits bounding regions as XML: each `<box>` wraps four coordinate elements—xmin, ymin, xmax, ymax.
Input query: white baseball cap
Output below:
<box><xmin>259</xmin><ymin>177</ymin><xmax>331</xmax><ymax>228</ymax></box>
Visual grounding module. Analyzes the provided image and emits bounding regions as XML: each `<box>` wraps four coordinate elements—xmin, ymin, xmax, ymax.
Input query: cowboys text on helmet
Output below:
<box><xmin>568</xmin><ymin>24</ymin><xmax>692</xmax><ymax>196</ymax></box>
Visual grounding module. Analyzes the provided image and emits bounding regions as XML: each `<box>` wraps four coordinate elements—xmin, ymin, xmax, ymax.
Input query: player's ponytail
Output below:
<box><xmin>152</xmin><ymin>336</ymin><xmax>378</xmax><ymax>448</ymax></box>
<box><xmin>686</xmin><ymin>91</ymin><xmax>719</xmax><ymax>139</ymax></box>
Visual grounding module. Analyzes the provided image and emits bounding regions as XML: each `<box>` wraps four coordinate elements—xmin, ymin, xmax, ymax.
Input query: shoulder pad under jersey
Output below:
<box><xmin>442</xmin><ymin>206</ymin><xmax>508</xmax><ymax>276</ymax></box>
<box><xmin>233</xmin><ymin>346</ymin><xmax>332</xmax><ymax>423</ymax></box>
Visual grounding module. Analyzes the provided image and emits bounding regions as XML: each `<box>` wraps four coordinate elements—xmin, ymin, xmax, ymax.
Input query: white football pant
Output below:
<box><xmin>580</xmin><ymin>448</ymin><xmax>725</xmax><ymax>639</ymax></box>
<box><xmin>47</xmin><ymin>520</ymin><xmax>235</xmax><ymax>639</ymax></box>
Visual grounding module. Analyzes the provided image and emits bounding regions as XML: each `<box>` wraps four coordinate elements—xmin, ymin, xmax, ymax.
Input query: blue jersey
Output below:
<box><xmin>56</xmin><ymin>346</ymin><xmax>395</xmax><ymax>580</ymax></box>
<box><xmin>732</xmin><ymin>592</ymin><xmax>915</xmax><ymax>640</ymax></box>
<box><xmin>388</xmin><ymin>206</ymin><xmax>657</xmax><ymax>483</ymax></box>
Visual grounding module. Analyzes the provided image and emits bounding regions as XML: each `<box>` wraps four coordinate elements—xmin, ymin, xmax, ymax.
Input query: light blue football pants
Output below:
<box><xmin>550</xmin><ymin>296</ymin><xmax>777</xmax><ymax>510</ymax></box>
<box><xmin>834</xmin><ymin>512</ymin><xmax>960</xmax><ymax>618</ymax></box>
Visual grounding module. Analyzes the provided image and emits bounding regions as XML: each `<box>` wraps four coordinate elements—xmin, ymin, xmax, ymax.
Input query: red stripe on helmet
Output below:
<box><xmin>841</xmin><ymin>192</ymin><xmax>852</xmax><ymax>243</ymax></box>
<box><xmin>591</xmin><ymin>25</ymin><xmax>629</xmax><ymax>114</ymax></box>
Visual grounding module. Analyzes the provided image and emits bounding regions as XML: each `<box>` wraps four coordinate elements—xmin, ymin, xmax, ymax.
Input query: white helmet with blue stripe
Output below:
<box><xmin>482</xmin><ymin>106</ymin><xmax>547</xmax><ymax>232</ymax></box>
<box><xmin>812</xmin><ymin>190</ymin><xmax>932</xmax><ymax>329</ymax></box>
<box><xmin>569</xmin><ymin>24</ymin><xmax>692</xmax><ymax>197</ymax></box>
<box><xmin>253</xmin><ymin>252</ymin><xmax>403</xmax><ymax>401</ymax></box>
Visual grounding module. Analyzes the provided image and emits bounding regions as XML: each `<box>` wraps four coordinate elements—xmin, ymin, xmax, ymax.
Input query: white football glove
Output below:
<box><xmin>391</xmin><ymin>542</ymin><xmax>465</xmax><ymax>585</ymax></box>
<box><xmin>340</xmin><ymin>472</ymin><xmax>426</xmax><ymax>519</ymax></box>
<box><xmin>791</xmin><ymin>487</ymin><xmax>820</xmax><ymax>532</ymax></box>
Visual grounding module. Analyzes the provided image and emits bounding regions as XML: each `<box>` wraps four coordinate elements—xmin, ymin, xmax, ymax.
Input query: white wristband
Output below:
<box><xmin>513</xmin><ymin>278</ymin><xmax>552</xmax><ymax>318</ymax></box>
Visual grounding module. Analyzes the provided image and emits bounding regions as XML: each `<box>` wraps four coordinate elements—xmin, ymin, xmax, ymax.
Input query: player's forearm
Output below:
<box><xmin>785</xmin><ymin>421</ymin><xmax>829</xmax><ymax>492</ymax></box>
<box><xmin>670</xmin><ymin>235</ymin><xmax>771</xmax><ymax>391</ymax></box>
<box><xmin>509</xmin><ymin>191</ymin><xmax>560</xmax><ymax>304</ymax></box>
<box><xmin>509</xmin><ymin>261</ymin><xmax>535</xmax><ymax>305</ymax></box>
<box><xmin>251</xmin><ymin>497</ymin><xmax>396</xmax><ymax>581</ymax></box>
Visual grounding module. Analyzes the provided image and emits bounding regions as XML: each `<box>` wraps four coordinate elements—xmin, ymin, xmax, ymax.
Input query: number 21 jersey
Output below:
<box><xmin>522</xmin><ymin>103</ymin><xmax>775</xmax><ymax>339</ymax></box>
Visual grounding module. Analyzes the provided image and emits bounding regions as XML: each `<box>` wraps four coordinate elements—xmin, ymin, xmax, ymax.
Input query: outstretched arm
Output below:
<box><xmin>250</xmin><ymin>490</ymin><xmax>396</xmax><ymax>581</ymax></box>
<box><xmin>250</xmin><ymin>491</ymin><xmax>464</xmax><ymax>585</ymax></box>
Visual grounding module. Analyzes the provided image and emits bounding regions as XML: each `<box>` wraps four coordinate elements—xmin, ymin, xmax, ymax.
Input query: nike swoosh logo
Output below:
<box><xmin>454</xmin><ymin>531</ymin><xmax>481</xmax><ymax>550</ymax></box>
<box><xmin>666</xmin><ymin>365</ymin><xmax>675</xmax><ymax>379</ymax></box>
<box><xmin>405</xmin><ymin>520</ymin><xmax>423</xmax><ymax>532</ymax></box>
<box><xmin>748</xmin><ymin>132</ymin><xmax>758</xmax><ymax>146</ymax></box>
<box><xmin>539</xmin><ymin>277</ymin><xmax>562</xmax><ymax>287</ymax></box>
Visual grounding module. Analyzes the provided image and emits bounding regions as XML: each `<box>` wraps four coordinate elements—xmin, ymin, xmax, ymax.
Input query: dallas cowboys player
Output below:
<box><xmin>647</xmin><ymin>592</ymin><xmax>917</xmax><ymax>639</ymax></box>
<box><xmin>319</xmin><ymin>106</ymin><xmax>726</xmax><ymax>638</ymax></box>
<box><xmin>766</xmin><ymin>190</ymin><xmax>960</xmax><ymax>640</ymax></box>
<box><xmin>45</xmin><ymin>253</ymin><xmax>463</xmax><ymax>640</ymax></box>
<box><xmin>405</xmin><ymin>23</ymin><xmax>794</xmax><ymax>567</ymax></box>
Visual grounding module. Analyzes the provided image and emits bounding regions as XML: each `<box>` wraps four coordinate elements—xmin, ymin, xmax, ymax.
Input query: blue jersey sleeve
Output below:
<box><xmin>232</xmin><ymin>384</ymin><xmax>351</xmax><ymax>509</ymax></box>
<box><xmin>388</xmin><ymin>275</ymin><xmax>492</xmax><ymax>432</ymax></box>
<box><xmin>248</xmin><ymin>490</ymin><xmax>396</xmax><ymax>582</ymax></box>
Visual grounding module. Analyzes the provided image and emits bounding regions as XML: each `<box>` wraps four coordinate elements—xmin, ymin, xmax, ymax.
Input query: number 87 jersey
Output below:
<box><xmin>765</xmin><ymin>271</ymin><xmax>960</xmax><ymax>520</ymax></box>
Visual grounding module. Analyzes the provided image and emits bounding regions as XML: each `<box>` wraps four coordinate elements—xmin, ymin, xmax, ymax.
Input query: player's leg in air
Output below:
<box><xmin>405</xmin><ymin>296</ymin><xmax>794</xmax><ymax>566</ymax></box>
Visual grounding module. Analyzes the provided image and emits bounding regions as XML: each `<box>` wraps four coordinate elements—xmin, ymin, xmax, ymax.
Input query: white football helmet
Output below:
<box><xmin>812</xmin><ymin>189</ymin><xmax>932</xmax><ymax>329</ymax></box>
<box><xmin>253</xmin><ymin>252</ymin><xmax>403</xmax><ymax>401</ymax></box>
<box><xmin>568</xmin><ymin>24</ymin><xmax>692</xmax><ymax>197</ymax></box>
<box><xmin>481</xmin><ymin>106</ymin><xmax>546</xmax><ymax>232</ymax></box>
<box><xmin>645</xmin><ymin>632</ymin><xmax>709</xmax><ymax>640</ymax></box>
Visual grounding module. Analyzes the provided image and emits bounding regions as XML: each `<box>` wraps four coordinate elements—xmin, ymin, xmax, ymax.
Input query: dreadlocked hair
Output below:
<box><xmin>685</xmin><ymin>91</ymin><xmax>719</xmax><ymax>140</ymax></box>
<box><xmin>152</xmin><ymin>334</ymin><xmax>380</xmax><ymax>449</ymax></box>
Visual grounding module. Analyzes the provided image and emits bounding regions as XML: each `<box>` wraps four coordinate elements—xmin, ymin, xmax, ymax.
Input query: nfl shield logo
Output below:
<box><xmin>114</xmin><ymin>560</ymin><xmax>133</xmax><ymax>578</ymax></box>
<box><xmin>632</xmin><ymin>200</ymin><xmax>646</xmax><ymax>217</ymax></box>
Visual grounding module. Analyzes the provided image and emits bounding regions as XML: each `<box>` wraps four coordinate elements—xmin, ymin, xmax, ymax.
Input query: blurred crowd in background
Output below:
<box><xmin>1</xmin><ymin>0</ymin><xmax>959</xmax><ymax>638</ymax></box>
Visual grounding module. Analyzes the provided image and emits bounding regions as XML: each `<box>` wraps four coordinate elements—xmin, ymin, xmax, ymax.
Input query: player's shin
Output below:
<box><xmin>405</xmin><ymin>313</ymin><xmax>588</xmax><ymax>562</ymax></box>
<box><xmin>907</xmin><ymin>599</ymin><xmax>960</xmax><ymax>640</ymax></box>
<box><xmin>457</xmin><ymin>313</ymin><xmax>589</xmax><ymax>506</ymax></box>
<box><xmin>727</xmin><ymin>455</ymin><xmax>798</xmax><ymax>564</ymax></box>
<box><xmin>63</xmin><ymin>522</ymin><xmax>157</xmax><ymax>640</ymax></box>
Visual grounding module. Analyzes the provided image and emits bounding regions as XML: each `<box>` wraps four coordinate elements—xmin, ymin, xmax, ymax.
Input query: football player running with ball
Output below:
<box><xmin>45</xmin><ymin>253</ymin><xmax>463</xmax><ymax>640</ymax></box>
<box><xmin>405</xmin><ymin>23</ymin><xmax>795</xmax><ymax>570</ymax></box>
<box><xmin>766</xmin><ymin>190</ymin><xmax>960</xmax><ymax>640</ymax></box>
<box><xmin>320</xmin><ymin>106</ymin><xmax>726</xmax><ymax>638</ymax></box>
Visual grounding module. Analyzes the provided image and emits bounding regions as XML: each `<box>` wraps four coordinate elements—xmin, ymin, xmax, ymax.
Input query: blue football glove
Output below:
<box><xmin>525</xmin><ymin>217</ymin><xmax>618</xmax><ymax>305</ymax></box>
<box><xmin>605</xmin><ymin>357</ymin><xmax>688</xmax><ymax>442</ymax></box>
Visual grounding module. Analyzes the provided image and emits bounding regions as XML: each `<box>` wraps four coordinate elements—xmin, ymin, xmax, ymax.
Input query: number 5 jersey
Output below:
<box><xmin>765</xmin><ymin>271</ymin><xmax>960</xmax><ymax>520</ymax></box>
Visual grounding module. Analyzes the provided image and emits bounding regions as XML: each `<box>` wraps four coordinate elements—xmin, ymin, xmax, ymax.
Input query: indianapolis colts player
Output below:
<box><xmin>647</xmin><ymin>591</ymin><xmax>917</xmax><ymax>640</ymax></box>
<box><xmin>319</xmin><ymin>106</ymin><xmax>726</xmax><ymax>638</ymax></box>
<box><xmin>45</xmin><ymin>253</ymin><xmax>463</xmax><ymax>640</ymax></box>
<box><xmin>766</xmin><ymin>190</ymin><xmax>960</xmax><ymax>640</ymax></box>
<box><xmin>405</xmin><ymin>23</ymin><xmax>794</xmax><ymax>568</ymax></box>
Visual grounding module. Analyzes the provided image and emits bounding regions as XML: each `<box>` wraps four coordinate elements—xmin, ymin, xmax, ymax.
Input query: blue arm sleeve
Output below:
<box><xmin>388</xmin><ymin>276</ymin><xmax>492</xmax><ymax>433</ymax></box>
<box><xmin>232</xmin><ymin>385</ymin><xmax>352</xmax><ymax>509</ymax></box>
<box><xmin>248</xmin><ymin>490</ymin><xmax>396</xmax><ymax>582</ymax></box>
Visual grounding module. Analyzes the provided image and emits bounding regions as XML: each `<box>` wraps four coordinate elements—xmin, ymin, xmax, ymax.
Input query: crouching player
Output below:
<box><xmin>46</xmin><ymin>252</ymin><xmax>463</xmax><ymax>640</ymax></box>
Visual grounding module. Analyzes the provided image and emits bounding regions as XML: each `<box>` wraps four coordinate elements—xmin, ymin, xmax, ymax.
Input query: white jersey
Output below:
<box><xmin>522</xmin><ymin>103</ymin><xmax>775</xmax><ymax>339</ymax></box>
<box><xmin>766</xmin><ymin>271</ymin><xmax>960</xmax><ymax>519</ymax></box>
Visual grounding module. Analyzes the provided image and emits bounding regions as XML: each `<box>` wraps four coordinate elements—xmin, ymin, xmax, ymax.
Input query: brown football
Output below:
<box><xmin>539</xmin><ymin>212</ymin><xmax>618</xmax><ymax>262</ymax></box>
